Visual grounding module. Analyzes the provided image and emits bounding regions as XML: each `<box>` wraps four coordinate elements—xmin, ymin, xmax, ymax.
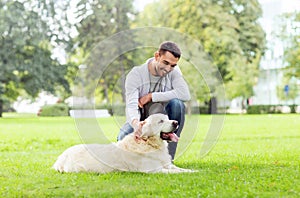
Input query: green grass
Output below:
<box><xmin>0</xmin><ymin>113</ymin><xmax>299</xmax><ymax>197</ymax></box>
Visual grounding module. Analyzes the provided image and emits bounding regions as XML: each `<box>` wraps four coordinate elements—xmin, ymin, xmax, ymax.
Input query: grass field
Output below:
<box><xmin>0</xmin><ymin>113</ymin><xmax>299</xmax><ymax>197</ymax></box>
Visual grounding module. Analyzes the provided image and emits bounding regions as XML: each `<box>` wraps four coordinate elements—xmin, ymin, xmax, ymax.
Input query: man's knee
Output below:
<box><xmin>117</xmin><ymin>123</ymin><xmax>134</xmax><ymax>141</ymax></box>
<box><xmin>166</xmin><ymin>99</ymin><xmax>185</xmax><ymax>113</ymax></box>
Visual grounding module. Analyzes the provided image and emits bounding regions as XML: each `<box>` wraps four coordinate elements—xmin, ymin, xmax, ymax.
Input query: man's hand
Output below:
<box><xmin>138</xmin><ymin>93</ymin><xmax>152</xmax><ymax>108</ymax></box>
<box><xmin>132</xmin><ymin>119</ymin><xmax>143</xmax><ymax>137</ymax></box>
<box><xmin>132</xmin><ymin>119</ymin><xmax>142</xmax><ymax>137</ymax></box>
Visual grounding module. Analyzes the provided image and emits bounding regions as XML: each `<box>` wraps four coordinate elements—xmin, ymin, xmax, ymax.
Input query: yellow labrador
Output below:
<box><xmin>53</xmin><ymin>114</ymin><xmax>195</xmax><ymax>173</ymax></box>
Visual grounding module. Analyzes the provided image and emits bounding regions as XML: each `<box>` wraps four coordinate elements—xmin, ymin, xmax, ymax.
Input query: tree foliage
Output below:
<box><xmin>274</xmin><ymin>11</ymin><xmax>300</xmax><ymax>102</ymax></box>
<box><xmin>277</xmin><ymin>12</ymin><xmax>300</xmax><ymax>78</ymax></box>
<box><xmin>0</xmin><ymin>1</ymin><xmax>70</xmax><ymax>116</ymax></box>
<box><xmin>0</xmin><ymin>0</ymin><xmax>269</xmax><ymax>116</ymax></box>
<box><xmin>276</xmin><ymin>77</ymin><xmax>298</xmax><ymax>103</ymax></box>
<box><xmin>134</xmin><ymin>0</ymin><xmax>266</xmax><ymax>101</ymax></box>
<box><xmin>67</xmin><ymin>0</ymin><xmax>136</xmax><ymax>103</ymax></box>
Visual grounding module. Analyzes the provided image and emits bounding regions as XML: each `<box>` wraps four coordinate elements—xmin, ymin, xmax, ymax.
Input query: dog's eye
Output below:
<box><xmin>158</xmin><ymin>120</ymin><xmax>164</xmax><ymax>124</ymax></box>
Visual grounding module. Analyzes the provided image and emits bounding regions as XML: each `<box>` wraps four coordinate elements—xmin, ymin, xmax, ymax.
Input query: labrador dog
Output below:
<box><xmin>53</xmin><ymin>114</ymin><xmax>194</xmax><ymax>173</ymax></box>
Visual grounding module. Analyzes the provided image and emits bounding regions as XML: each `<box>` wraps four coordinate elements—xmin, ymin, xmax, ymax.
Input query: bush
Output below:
<box><xmin>38</xmin><ymin>103</ymin><xmax>69</xmax><ymax>116</ymax></box>
<box><xmin>247</xmin><ymin>105</ymin><xmax>297</xmax><ymax>114</ymax></box>
<box><xmin>188</xmin><ymin>105</ymin><xmax>226</xmax><ymax>114</ymax></box>
<box><xmin>189</xmin><ymin>106</ymin><xmax>209</xmax><ymax>114</ymax></box>
<box><xmin>2</xmin><ymin>99</ymin><xmax>15</xmax><ymax>112</ymax></box>
<box><xmin>290</xmin><ymin>105</ymin><xmax>297</xmax><ymax>113</ymax></box>
<box><xmin>247</xmin><ymin>105</ymin><xmax>276</xmax><ymax>114</ymax></box>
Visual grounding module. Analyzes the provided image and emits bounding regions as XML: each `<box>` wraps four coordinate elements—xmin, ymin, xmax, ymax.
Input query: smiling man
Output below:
<box><xmin>117</xmin><ymin>41</ymin><xmax>191</xmax><ymax>160</ymax></box>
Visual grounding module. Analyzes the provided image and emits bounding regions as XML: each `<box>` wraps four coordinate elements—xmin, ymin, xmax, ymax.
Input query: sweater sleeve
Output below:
<box><xmin>151</xmin><ymin>69</ymin><xmax>191</xmax><ymax>102</ymax></box>
<box><xmin>125</xmin><ymin>68</ymin><xmax>141</xmax><ymax>124</ymax></box>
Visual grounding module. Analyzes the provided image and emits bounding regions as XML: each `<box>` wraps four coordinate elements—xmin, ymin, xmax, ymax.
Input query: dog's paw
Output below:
<box><xmin>161</xmin><ymin>164</ymin><xmax>197</xmax><ymax>173</ymax></box>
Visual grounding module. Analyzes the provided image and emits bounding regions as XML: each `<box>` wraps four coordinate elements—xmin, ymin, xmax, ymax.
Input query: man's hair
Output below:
<box><xmin>158</xmin><ymin>41</ymin><xmax>181</xmax><ymax>59</ymax></box>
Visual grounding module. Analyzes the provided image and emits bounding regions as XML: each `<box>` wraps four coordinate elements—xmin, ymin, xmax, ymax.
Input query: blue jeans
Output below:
<box><xmin>117</xmin><ymin>98</ymin><xmax>186</xmax><ymax>160</ymax></box>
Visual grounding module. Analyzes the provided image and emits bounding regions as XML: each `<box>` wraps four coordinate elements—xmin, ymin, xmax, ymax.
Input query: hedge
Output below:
<box><xmin>247</xmin><ymin>105</ymin><xmax>298</xmax><ymax>114</ymax></box>
<box><xmin>38</xmin><ymin>103</ymin><xmax>69</xmax><ymax>116</ymax></box>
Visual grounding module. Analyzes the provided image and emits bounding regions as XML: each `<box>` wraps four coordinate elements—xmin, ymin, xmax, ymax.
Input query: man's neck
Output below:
<box><xmin>148</xmin><ymin>59</ymin><xmax>159</xmax><ymax>76</ymax></box>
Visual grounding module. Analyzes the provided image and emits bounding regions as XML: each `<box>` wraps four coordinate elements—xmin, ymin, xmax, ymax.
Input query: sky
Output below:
<box><xmin>258</xmin><ymin>0</ymin><xmax>299</xmax><ymax>34</ymax></box>
<box><xmin>258</xmin><ymin>0</ymin><xmax>299</xmax><ymax>67</ymax></box>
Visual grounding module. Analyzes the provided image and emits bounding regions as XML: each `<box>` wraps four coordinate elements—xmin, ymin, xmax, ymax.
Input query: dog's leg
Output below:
<box><xmin>160</xmin><ymin>164</ymin><xmax>197</xmax><ymax>173</ymax></box>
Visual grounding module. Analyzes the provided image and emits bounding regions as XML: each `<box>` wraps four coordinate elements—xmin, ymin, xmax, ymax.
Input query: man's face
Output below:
<box><xmin>154</xmin><ymin>51</ymin><xmax>179</xmax><ymax>77</ymax></box>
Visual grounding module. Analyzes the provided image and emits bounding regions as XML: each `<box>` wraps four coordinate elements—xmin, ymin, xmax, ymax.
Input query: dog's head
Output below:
<box><xmin>140</xmin><ymin>114</ymin><xmax>179</xmax><ymax>142</ymax></box>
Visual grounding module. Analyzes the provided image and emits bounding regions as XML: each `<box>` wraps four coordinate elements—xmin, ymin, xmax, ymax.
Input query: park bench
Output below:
<box><xmin>69</xmin><ymin>109</ymin><xmax>111</xmax><ymax>118</ymax></box>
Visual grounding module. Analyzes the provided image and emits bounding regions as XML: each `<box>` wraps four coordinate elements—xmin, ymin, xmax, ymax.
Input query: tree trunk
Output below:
<box><xmin>104</xmin><ymin>83</ymin><xmax>109</xmax><ymax>104</ymax></box>
<box><xmin>120</xmin><ymin>56</ymin><xmax>126</xmax><ymax>103</ymax></box>
<box><xmin>208</xmin><ymin>97</ymin><xmax>217</xmax><ymax>114</ymax></box>
<box><xmin>115</xmin><ymin>5</ymin><xmax>126</xmax><ymax>103</ymax></box>
<box><xmin>0</xmin><ymin>99</ymin><xmax>3</xmax><ymax>117</ymax></box>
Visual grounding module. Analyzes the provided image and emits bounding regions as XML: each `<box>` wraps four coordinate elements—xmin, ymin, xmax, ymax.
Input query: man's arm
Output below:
<box><xmin>125</xmin><ymin>68</ymin><xmax>141</xmax><ymax>125</ymax></box>
<box><xmin>152</xmin><ymin>70</ymin><xmax>190</xmax><ymax>102</ymax></box>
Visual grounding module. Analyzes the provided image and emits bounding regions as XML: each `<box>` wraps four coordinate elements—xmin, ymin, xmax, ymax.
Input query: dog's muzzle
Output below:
<box><xmin>160</xmin><ymin>121</ymin><xmax>179</xmax><ymax>142</ymax></box>
<box><xmin>160</xmin><ymin>132</ymin><xmax>179</xmax><ymax>142</ymax></box>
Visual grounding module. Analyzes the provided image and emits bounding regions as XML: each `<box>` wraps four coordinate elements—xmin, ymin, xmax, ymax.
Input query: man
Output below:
<box><xmin>117</xmin><ymin>41</ymin><xmax>190</xmax><ymax>160</ymax></box>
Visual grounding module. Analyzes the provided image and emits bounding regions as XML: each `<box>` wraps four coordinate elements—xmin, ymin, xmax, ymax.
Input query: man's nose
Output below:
<box><xmin>166</xmin><ymin>65</ymin><xmax>173</xmax><ymax>72</ymax></box>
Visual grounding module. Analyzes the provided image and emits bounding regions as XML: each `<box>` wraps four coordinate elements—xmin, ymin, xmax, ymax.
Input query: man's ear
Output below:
<box><xmin>154</xmin><ymin>51</ymin><xmax>160</xmax><ymax>60</ymax></box>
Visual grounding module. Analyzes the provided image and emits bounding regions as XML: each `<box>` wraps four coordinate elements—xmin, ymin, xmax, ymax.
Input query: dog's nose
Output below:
<box><xmin>172</xmin><ymin>121</ymin><xmax>178</xmax><ymax>127</ymax></box>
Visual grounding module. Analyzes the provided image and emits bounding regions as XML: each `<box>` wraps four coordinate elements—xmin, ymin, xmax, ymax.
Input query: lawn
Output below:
<box><xmin>0</xmin><ymin>113</ymin><xmax>299</xmax><ymax>197</ymax></box>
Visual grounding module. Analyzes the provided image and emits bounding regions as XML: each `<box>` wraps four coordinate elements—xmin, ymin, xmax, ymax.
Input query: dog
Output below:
<box><xmin>53</xmin><ymin>114</ymin><xmax>195</xmax><ymax>173</ymax></box>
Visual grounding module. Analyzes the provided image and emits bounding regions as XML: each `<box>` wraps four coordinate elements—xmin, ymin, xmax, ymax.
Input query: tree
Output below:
<box><xmin>134</xmin><ymin>0</ymin><xmax>266</xmax><ymax>102</ymax></box>
<box><xmin>274</xmin><ymin>11</ymin><xmax>300</xmax><ymax>103</ymax></box>
<box><xmin>67</xmin><ymin>0</ymin><xmax>136</xmax><ymax>104</ymax></box>
<box><xmin>276</xmin><ymin>77</ymin><xmax>298</xmax><ymax>104</ymax></box>
<box><xmin>0</xmin><ymin>1</ymin><xmax>70</xmax><ymax>117</ymax></box>
<box><xmin>278</xmin><ymin>12</ymin><xmax>300</xmax><ymax>78</ymax></box>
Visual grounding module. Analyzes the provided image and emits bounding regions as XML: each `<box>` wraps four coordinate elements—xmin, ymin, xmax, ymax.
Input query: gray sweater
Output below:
<box><xmin>125</xmin><ymin>58</ymin><xmax>191</xmax><ymax>124</ymax></box>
